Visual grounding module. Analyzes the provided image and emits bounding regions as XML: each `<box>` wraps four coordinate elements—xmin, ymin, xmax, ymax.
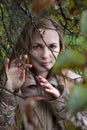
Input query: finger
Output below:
<box><xmin>10</xmin><ymin>59</ymin><xmax>18</xmax><ymax>68</ymax></box>
<box><xmin>36</xmin><ymin>75</ymin><xmax>47</xmax><ymax>83</ymax></box>
<box><xmin>20</xmin><ymin>54</ymin><xmax>28</xmax><ymax>62</ymax></box>
<box><xmin>24</xmin><ymin>55</ymin><xmax>28</xmax><ymax>60</ymax></box>
<box><xmin>19</xmin><ymin>68</ymin><xmax>25</xmax><ymax>81</ymax></box>
<box><xmin>40</xmin><ymin>82</ymin><xmax>50</xmax><ymax>88</ymax></box>
<box><xmin>26</xmin><ymin>64</ymin><xmax>32</xmax><ymax>68</ymax></box>
<box><xmin>18</xmin><ymin>55</ymin><xmax>28</xmax><ymax>68</ymax></box>
<box><xmin>5</xmin><ymin>58</ymin><xmax>9</xmax><ymax>71</ymax></box>
<box><xmin>45</xmin><ymin>88</ymin><xmax>52</xmax><ymax>93</ymax></box>
<box><xmin>23</xmin><ymin>55</ymin><xmax>28</xmax><ymax>64</ymax></box>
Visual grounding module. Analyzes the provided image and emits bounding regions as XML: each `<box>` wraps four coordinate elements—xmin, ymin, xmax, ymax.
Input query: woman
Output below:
<box><xmin>0</xmin><ymin>17</ymin><xmax>86</xmax><ymax>130</ymax></box>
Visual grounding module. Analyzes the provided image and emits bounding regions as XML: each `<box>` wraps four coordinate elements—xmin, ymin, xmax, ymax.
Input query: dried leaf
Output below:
<box><xmin>32</xmin><ymin>0</ymin><xmax>55</xmax><ymax>13</ymax></box>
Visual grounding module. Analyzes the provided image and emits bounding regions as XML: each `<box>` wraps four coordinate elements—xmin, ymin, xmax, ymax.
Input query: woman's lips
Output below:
<box><xmin>42</xmin><ymin>62</ymin><xmax>51</xmax><ymax>66</ymax></box>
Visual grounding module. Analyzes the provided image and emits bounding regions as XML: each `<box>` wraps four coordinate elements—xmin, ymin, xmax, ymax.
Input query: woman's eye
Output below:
<box><xmin>50</xmin><ymin>44</ymin><xmax>56</xmax><ymax>50</ymax></box>
<box><xmin>33</xmin><ymin>45</ymin><xmax>41</xmax><ymax>50</ymax></box>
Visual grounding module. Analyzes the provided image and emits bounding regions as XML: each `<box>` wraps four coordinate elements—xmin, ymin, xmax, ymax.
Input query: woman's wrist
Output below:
<box><xmin>5</xmin><ymin>80</ymin><xmax>14</xmax><ymax>92</ymax></box>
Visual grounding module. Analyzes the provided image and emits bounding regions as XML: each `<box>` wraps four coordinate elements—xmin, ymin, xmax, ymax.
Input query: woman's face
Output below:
<box><xmin>30</xmin><ymin>29</ymin><xmax>60</xmax><ymax>74</ymax></box>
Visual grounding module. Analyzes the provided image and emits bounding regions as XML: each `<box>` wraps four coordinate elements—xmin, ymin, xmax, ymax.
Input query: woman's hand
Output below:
<box><xmin>5</xmin><ymin>55</ymin><xmax>32</xmax><ymax>92</ymax></box>
<box><xmin>36</xmin><ymin>75</ymin><xmax>60</xmax><ymax>100</ymax></box>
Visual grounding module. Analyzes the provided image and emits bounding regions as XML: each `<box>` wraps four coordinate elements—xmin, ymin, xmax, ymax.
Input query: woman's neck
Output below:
<box><xmin>38</xmin><ymin>71</ymin><xmax>48</xmax><ymax>78</ymax></box>
<box><xmin>30</xmin><ymin>67</ymin><xmax>48</xmax><ymax>78</ymax></box>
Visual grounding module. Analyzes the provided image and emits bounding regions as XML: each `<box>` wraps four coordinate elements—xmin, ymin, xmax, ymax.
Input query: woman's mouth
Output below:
<box><xmin>42</xmin><ymin>62</ymin><xmax>51</xmax><ymax>66</ymax></box>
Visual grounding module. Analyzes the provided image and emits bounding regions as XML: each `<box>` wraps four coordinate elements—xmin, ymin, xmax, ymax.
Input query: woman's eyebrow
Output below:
<box><xmin>36</xmin><ymin>43</ymin><xmax>43</xmax><ymax>45</ymax></box>
<box><xmin>48</xmin><ymin>42</ymin><xmax>58</xmax><ymax>45</ymax></box>
<box><xmin>32</xmin><ymin>42</ymin><xmax>58</xmax><ymax>46</ymax></box>
<box><xmin>32</xmin><ymin>42</ymin><xmax>41</xmax><ymax>45</ymax></box>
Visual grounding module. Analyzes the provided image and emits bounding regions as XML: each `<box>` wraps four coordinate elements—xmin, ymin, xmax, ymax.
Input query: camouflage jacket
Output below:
<box><xmin>0</xmin><ymin>69</ymin><xmax>87</xmax><ymax>130</ymax></box>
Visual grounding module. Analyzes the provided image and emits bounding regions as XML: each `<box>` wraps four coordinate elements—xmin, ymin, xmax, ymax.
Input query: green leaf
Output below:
<box><xmin>67</xmin><ymin>84</ymin><xmax>87</xmax><ymax>115</ymax></box>
<box><xmin>52</xmin><ymin>49</ymin><xmax>85</xmax><ymax>74</ymax></box>
<box><xmin>66</xmin><ymin>120</ymin><xmax>80</xmax><ymax>130</ymax></box>
<box><xmin>81</xmin><ymin>10</ymin><xmax>87</xmax><ymax>38</ymax></box>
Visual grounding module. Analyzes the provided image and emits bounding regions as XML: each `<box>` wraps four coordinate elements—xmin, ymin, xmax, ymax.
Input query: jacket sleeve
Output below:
<box><xmin>68</xmin><ymin>109</ymin><xmax>87</xmax><ymax>130</ymax></box>
<box><xmin>48</xmin><ymin>84</ymin><xmax>68</xmax><ymax>119</ymax></box>
<box><xmin>48</xmin><ymin>82</ymin><xmax>87</xmax><ymax>130</ymax></box>
<box><xmin>68</xmin><ymin>76</ymin><xmax>87</xmax><ymax>130</ymax></box>
<box><xmin>0</xmin><ymin>89</ymin><xmax>17</xmax><ymax>130</ymax></box>
<box><xmin>47</xmin><ymin>85</ymin><xmax>68</xmax><ymax>130</ymax></box>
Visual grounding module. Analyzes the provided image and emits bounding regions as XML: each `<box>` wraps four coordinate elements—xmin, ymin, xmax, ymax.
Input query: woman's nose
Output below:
<box><xmin>42</xmin><ymin>47</ymin><xmax>51</xmax><ymax>58</ymax></box>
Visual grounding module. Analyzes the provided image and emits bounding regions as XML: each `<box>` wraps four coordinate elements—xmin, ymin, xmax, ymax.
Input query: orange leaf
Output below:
<box><xmin>32</xmin><ymin>0</ymin><xmax>55</xmax><ymax>13</ymax></box>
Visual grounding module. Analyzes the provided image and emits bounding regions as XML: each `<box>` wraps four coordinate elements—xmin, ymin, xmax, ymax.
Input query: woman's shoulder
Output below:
<box><xmin>62</xmin><ymin>69</ymin><xmax>82</xmax><ymax>80</ymax></box>
<box><xmin>60</xmin><ymin>69</ymin><xmax>83</xmax><ymax>91</ymax></box>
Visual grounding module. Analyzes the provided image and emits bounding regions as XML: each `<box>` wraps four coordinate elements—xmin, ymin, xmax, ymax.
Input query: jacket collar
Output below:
<box><xmin>23</xmin><ymin>71</ymin><xmax>59</xmax><ymax>88</ymax></box>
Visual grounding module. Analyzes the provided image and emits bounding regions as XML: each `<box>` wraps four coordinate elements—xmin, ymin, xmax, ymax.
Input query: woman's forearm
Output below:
<box><xmin>0</xmin><ymin>88</ymin><xmax>17</xmax><ymax>129</ymax></box>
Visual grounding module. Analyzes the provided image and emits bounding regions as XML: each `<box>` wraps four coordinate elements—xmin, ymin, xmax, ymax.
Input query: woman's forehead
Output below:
<box><xmin>33</xmin><ymin>28</ymin><xmax>59</xmax><ymax>38</ymax></box>
<box><xmin>32</xmin><ymin>29</ymin><xmax>60</xmax><ymax>45</ymax></box>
